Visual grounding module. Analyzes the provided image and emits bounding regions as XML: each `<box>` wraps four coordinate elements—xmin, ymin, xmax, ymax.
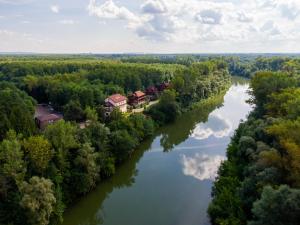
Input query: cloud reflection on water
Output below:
<box><xmin>191</xmin><ymin>112</ymin><xmax>232</xmax><ymax>140</ymax></box>
<box><xmin>181</xmin><ymin>153</ymin><xmax>225</xmax><ymax>181</ymax></box>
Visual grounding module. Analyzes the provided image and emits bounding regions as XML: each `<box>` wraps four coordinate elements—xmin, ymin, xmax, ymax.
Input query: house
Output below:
<box><xmin>35</xmin><ymin>104</ymin><xmax>63</xmax><ymax>129</ymax></box>
<box><xmin>105</xmin><ymin>94</ymin><xmax>127</xmax><ymax>113</ymax></box>
<box><xmin>129</xmin><ymin>91</ymin><xmax>147</xmax><ymax>107</ymax></box>
<box><xmin>146</xmin><ymin>86</ymin><xmax>159</xmax><ymax>100</ymax></box>
<box><xmin>157</xmin><ymin>82</ymin><xmax>170</xmax><ymax>92</ymax></box>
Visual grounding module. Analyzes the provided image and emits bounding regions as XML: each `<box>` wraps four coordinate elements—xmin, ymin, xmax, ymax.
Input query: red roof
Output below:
<box><xmin>134</xmin><ymin>91</ymin><xmax>146</xmax><ymax>98</ymax></box>
<box><xmin>107</xmin><ymin>94</ymin><xmax>127</xmax><ymax>103</ymax></box>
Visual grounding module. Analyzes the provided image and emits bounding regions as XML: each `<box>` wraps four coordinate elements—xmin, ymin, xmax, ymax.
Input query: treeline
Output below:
<box><xmin>0</xmin><ymin>59</ymin><xmax>182</xmax><ymax>121</ymax></box>
<box><xmin>227</xmin><ymin>56</ymin><xmax>300</xmax><ymax>78</ymax></box>
<box><xmin>0</xmin><ymin>58</ymin><xmax>230</xmax><ymax>225</ymax></box>
<box><xmin>0</xmin><ymin>111</ymin><xmax>155</xmax><ymax>225</ymax></box>
<box><xmin>146</xmin><ymin>60</ymin><xmax>230</xmax><ymax>125</ymax></box>
<box><xmin>208</xmin><ymin>71</ymin><xmax>300</xmax><ymax>225</ymax></box>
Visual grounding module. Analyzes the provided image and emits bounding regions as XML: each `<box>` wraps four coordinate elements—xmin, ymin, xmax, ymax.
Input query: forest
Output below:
<box><xmin>0</xmin><ymin>57</ymin><xmax>230</xmax><ymax>225</ymax></box>
<box><xmin>208</xmin><ymin>63</ymin><xmax>300</xmax><ymax>224</ymax></box>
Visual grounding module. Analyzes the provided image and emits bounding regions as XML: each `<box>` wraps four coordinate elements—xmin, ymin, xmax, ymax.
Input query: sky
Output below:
<box><xmin>0</xmin><ymin>0</ymin><xmax>300</xmax><ymax>53</ymax></box>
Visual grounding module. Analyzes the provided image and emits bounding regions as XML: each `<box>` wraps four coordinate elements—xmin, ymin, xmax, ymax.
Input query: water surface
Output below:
<box><xmin>63</xmin><ymin>80</ymin><xmax>252</xmax><ymax>225</ymax></box>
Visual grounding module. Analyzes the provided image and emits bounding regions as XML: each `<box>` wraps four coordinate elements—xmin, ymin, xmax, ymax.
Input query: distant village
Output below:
<box><xmin>34</xmin><ymin>82</ymin><xmax>170</xmax><ymax>129</ymax></box>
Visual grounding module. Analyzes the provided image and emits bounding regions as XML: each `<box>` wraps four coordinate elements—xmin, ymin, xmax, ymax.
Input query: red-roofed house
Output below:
<box><xmin>129</xmin><ymin>91</ymin><xmax>147</xmax><ymax>107</ymax></box>
<box><xmin>105</xmin><ymin>94</ymin><xmax>127</xmax><ymax>113</ymax></box>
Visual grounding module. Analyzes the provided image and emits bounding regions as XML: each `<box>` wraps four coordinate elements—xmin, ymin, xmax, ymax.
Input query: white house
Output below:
<box><xmin>105</xmin><ymin>94</ymin><xmax>127</xmax><ymax>113</ymax></box>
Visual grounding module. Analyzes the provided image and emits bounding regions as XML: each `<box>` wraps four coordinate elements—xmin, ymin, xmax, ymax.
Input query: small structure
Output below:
<box><xmin>105</xmin><ymin>94</ymin><xmax>127</xmax><ymax>113</ymax></box>
<box><xmin>146</xmin><ymin>86</ymin><xmax>159</xmax><ymax>100</ymax></box>
<box><xmin>157</xmin><ymin>82</ymin><xmax>170</xmax><ymax>92</ymax></box>
<box><xmin>35</xmin><ymin>104</ymin><xmax>63</xmax><ymax>129</ymax></box>
<box><xmin>129</xmin><ymin>91</ymin><xmax>147</xmax><ymax>107</ymax></box>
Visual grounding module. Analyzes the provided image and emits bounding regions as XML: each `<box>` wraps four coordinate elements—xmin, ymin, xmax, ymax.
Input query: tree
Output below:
<box><xmin>0</xmin><ymin>131</ymin><xmax>27</xmax><ymax>225</ymax></box>
<box><xmin>23</xmin><ymin>136</ymin><xmax>53</xmax><ymax>172</ymax></box>
<box><xmin>110</xmin><ymin>130</ymin><xmax>138</xmax><ymax>163</ymax></box>
<box><xmin>63</xmin><ymin>100</ymin><xmax>85</xmax><ymax>122</ymax></box>
<box><xmin>249</xmin><ymin>185</ymin><xmax>300</xmax><ymax>225</ymax></box>
<box><xmin>0</xmin><ymin>130</ymin><xmax>25</xmax><ymax>185</ymax></box>
<box><xmin>44</xmin><ymin>120</ymin><xmax>78</xmax><ymax>186</ymax></box>
<box><xmin>20</xmin><ymin>177</ymin><xmax>56</xmax><ymax>225</ymax></box>
<box><xmin>73</xmin><ymin>143</ymin><xmax>100</xmax><ymax>194</ymax></box>
<box><xmin>249</xmin><ymin>72</ymin><xmax>295</xmax><ymax>114</ymax></box>
<box><xmin>84</xmin><ymin>106</ymin><xmax>98</xmax><ymax>122</ymax></box>
<box><xmin>0</xmin><ymin>82</ymin><xmax>36</xmax><ymax>140</ymax></box>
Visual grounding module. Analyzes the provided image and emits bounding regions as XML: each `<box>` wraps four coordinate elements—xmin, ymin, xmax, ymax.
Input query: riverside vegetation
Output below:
<box><xmin>208</xmin><ymin>60</ymin><xmax>300</xmax><ymax>225</ymax></box>
<box><xmin>0</xmin><ymin>57</ymin><xmax>230</xmax><ymax>225</ymax></box>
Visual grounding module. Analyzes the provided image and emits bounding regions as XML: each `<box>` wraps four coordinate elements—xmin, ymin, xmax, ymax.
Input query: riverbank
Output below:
<box><xmin>62</xmin><ymin>80</ymin><xmax>251</xmax><ymax>225</ymax></box>
<box><xmin>208</xmin><ymin>72</ymin><xmax>300</xmax><ymax>225</ymax></box>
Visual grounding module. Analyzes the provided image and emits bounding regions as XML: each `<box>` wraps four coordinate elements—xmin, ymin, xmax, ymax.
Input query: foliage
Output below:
<box><xmin>0</xmin><ymin>56</ymin><xmax>231</xmax><ymax>225</ymax></box>
<box><xmin>0</xmin><ymin>82</ymin><xmax>36</xmax><ymax>140</ymax></box>
<box><xmin>209</xmin><ymin>70</ymin><xmax>300</xmax><ymax>225</ymax></box>
<box><xmin>20</xmin><ymin>176</ymin><xmax>56</xmax><ymax>225</ymax></box>
<box><xmin>249</xmin><ymin>185</ymin><xmax>300</xmax><ymax>225</ymax></box>
<box><xmin>23</xmin><ymin>136</ymin><xmax>53</xmax><ymax>172</ymax></box>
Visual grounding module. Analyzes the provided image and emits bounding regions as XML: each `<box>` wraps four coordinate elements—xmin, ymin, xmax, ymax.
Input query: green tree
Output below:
<box><xmin>249</xmin><ymin>185</ymin><xmax>300</xmax><ymax>225</ymax></box>
<box><xmin>23</xmin><ymin>136</ymin><xmax>53</xmax><ymax>172</ymax></box>
<box><xmin>84</xmin><ymin>106</ymin><xmax>98</xmax><ymax>122</ymax></box>
<box><xmin>0</xmin><ymin>82</ymin><xmax>36</xmax><ymax>140</ymax></box>
<box><xmin>63</xmin><ymin>100</ymin><xmax>85</xmax><ymax>122</ymax></box>
<box><xmin>110</xmin><ymin>130</ymin><xmax>138</xmax><ymax>162</ymax></box>
<box><xmin>73</xmin><ymin>143</ymin><xmax>100</xmax><ymax>194</ymax></box>
<box><xmin>20</xmin><ymin>176</ymin><xmax>56</xmax><ymax>225</ymax></box>
<box><xmin>0</xmin><ymin>130</ymin><xmax>25</xmax><ymax>184</ymax></box>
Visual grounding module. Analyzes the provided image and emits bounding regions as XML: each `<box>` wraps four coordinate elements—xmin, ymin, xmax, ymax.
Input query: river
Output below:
<box><xmin>62</xmin><ymin>79</ymin><xmax>252</xmax><ymax>225</ymax></box>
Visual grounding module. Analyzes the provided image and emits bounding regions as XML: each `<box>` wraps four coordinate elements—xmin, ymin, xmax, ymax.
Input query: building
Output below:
<box><xmin>35</xmin><ymin>104</ymin><xmax>63</xmax><ymax>129</ymax></box>
<box><xmin>105</xmin><ymin>94</ymin><xmax>127</xmax><ymax>113</ymax></box>
<box><xmin>146</xmin><ymin>86</ymin><xmax>159</xmax><ymax>100</ymax></box>
<box><xmin>129</xmin><ymin>91</ymin><xmax>147</xmax><ymax>107</ymax></box>
<box><xmin>157</xmin><ymin>82</ymin><xmax>170</xmax><ymax>92</ymax></box>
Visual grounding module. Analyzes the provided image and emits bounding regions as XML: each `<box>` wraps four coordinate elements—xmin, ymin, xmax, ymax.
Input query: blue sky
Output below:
<box><xmin>0</xmin><ymin>0</ymin><xmax>300</xmax><ymax>53</ymax></box>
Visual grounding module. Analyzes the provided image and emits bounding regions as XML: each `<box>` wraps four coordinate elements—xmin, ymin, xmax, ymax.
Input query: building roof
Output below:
<box><xmin>35</xmin><ymin>104</ymin><xmax>63</xmax><ymax>122</ymax></box>
<box><xmin>36</xmin><ymin>114</ymin><xmax>62</xmax><ymax>122</ymax></box>
<box><xmin>107</xmin><ymin>94</ymin><xmax>127</xmax><ymax>103</ymax></box>
<box><xmin>134</xmin><ymin>91</ymin><xmax>146</xmax><ymax>98</ymax></box>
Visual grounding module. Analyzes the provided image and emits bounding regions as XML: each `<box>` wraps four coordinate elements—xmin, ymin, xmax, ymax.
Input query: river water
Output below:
<box><xmin>62</xmin><ymin>80</ymin><xmax>252</xmax><ymax>225</ymax></box>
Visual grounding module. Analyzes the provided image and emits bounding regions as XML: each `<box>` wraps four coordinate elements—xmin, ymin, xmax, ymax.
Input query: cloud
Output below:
<box><xmin>195</xmin><ymin>9</ymin><xmax>223</xmax><ymax>25</ymax></box>
<box><xmin>260</xmin><ymin>20</ymin><xmax>281</xmax><ymax>36</ymax></box>
<box><xmin>181</xmin><ymin>153</ymin><xmax>225</xmax><ymax>181</ymax></box>
<box><xmin>191</xmin><ymin>112</ymin><xmax>232</xmax><ymax>140</ymax></box>
<box><xmin>141</xmin><ymin>0</ymin><xmax>167</xmax><ymax>14</ymax></box>
<box><xmin>278</xmin><ymin>1</ymin><xmax>300</xmax><ymax>20</ymax></box>
<box><xmin>87</xmin><ymin>0</ymin><xmax>138</xmax><ymax>22</ymax></box>
<box><xmin>237</xmin><ymin>12</ymin><xmax>253</xmax><ymax>23</ymax></box>
<box><xmin>86</xmin><ymin>0</ymin><xmax>300</xmax><ymax>49</ymax></box>
<box><xmin>50</xmin><ymin>5</ymin><xmax>60</xmax><ymax>13</ymax></box>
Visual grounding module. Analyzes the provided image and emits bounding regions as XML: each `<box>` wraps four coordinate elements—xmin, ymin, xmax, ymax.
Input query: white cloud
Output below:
<box><xmin>141</xmin><ymin>0</ymin><xmax>167</xmax><ymax>14</ymax></box>
<box><xmin>50</xmin><ymin>5</ymin><xmax>60</xmax><ymax>14</ymax></box>
<box><xmin>59</xmin><ymin>20</ymin><xmax>75</xmax><ymax>25</ymax></box>
<box><xmin>237</xmin><ymin>12</ymin><xmax>253</xmax><ymax>23</ymax></box>
<box><xmin>87</xmin><ymin>0</ymin><xmax>138</xmax><ymax>22</ymax></box>
<box><xmin>181</xmin><ymin>153</ymin><xmax>225</xmax><ymax>181</ymax></box>
<box><xmin>191</xmin><ymin>112</ymin><xmax>232</xmax><ymax>140</ymax></box>
<box><xmin>195</xmin><ymin>9</ymin><xmax>223</xmax><ymax>25</ymax></box>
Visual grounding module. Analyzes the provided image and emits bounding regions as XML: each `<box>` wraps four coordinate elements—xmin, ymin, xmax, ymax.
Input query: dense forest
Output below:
<box><xmin>208</xmin><ymin>67</ymin><xmax>300</xmax><ymax>223</ymax></box>
<box><xmin>0</xmin><ymin>57</ymin><xmax>230</xmax><ymax>225</ymax></box>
